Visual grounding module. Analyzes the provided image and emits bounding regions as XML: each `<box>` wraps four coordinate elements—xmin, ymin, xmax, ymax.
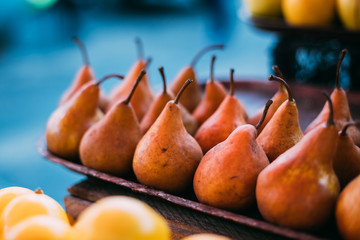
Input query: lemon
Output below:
<box><xmin>75</xmin><ymin>196</ymin><xmax>171</xmax><ymax>240</ymax></box>
<box><xmin>182</xmin><ymin>233</ymin><xmax>231</xmax><ymax>240</ymax></box>
<box><xmin>4</xmin><ymin>215</ymin><xmax>75</xmax><ymax>240</ymax></box>
<box><xmin>1</xmin><ymin>190</ymin><xmax>69</xmax><ymax>237</ymax></box>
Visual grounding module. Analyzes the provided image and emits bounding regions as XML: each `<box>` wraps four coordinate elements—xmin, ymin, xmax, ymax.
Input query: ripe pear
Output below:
<box><xmin>108</xmin><ymin>38</ymin><xmax>154</xmax><ymax>121</ymax></box>
<box><xmin>192</xmin><ymin>55</ymin><xmax>227</xmax><ymax>125</ymax></box>
<box><xmin>79</xmin><ymin>71</ymin><xmax>145</xmax><ymax>176</ymax></box>
<box><xmin>195</xmin><ymin>69</ymin><xmax>247</xmax><ymax>153</ymax></box>
<box><xmin>333</xmin><ymin>121</ymin><xmax>360</xmax><ymax>188</ymax></box>
<box><xmin>305</xmin><ymin>49</ymin><xmax>360</xmax><ymax>146</ymax></box>
<box><xmin>46</xmin><ymin>74</ymin><xmax>123</xmax><ymax>160</ymax></box>
<box><xmin>257</xmin><ymin>75</ymin><xmax>303</xmax><ymax>162</ymax></box>
<box><xmin>193</xmin><ymin>100</ymin><xmax>272</xmax><ymax>211</ymax></box>
<box><xmin>133</xmin><ymin>80</ymin><xmax>203</xmax><ymax>193</ymax></box>
<box><xmin>170</xmin><ymin>44</ymin><xmax>224</xmax><ymax>113</ymax></box>
<box><xmin>248</xmin><ymin>65</ymin><xmax>288</xmax><ymax>133</ymax></box>
<box><xmin>59</xmin><ymin>37</ymin><xmax>109</xmax><ymax>112</ymax></box>
<box><xmin>256</xmin><ymin>93</ymin><xmax>340</xmax><ymax>230</ymax></box>
<box><xmin>336</xmin><ymin>0</ymin><xmax>360</xmax><ymax>30</ymax></box>
<box><xmin>140</xmin><ymin>67</ymin><xmax>198</xmax><ymax>135</ymax></box>
<box><xmin>336</xmin><ymin>174</ymin><xmax>360</xmax><ymax>240</ymax></box>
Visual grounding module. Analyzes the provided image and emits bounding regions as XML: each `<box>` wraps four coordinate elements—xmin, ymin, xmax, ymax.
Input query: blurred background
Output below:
<box><xmin>0</xmin><ymin>0</ymin><xmax>358</xmax><ymax>204</ymax></box>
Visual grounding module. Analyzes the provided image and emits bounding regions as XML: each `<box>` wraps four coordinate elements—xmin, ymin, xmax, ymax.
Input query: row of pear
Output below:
<box><xmin>45</xmin><ymin>38</ymin><xmax>360</xmax><ymax>239</ymax></box>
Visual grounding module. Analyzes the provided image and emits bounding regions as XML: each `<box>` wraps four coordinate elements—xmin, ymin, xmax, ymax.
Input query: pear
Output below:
<box><xmin>46</xmin><ymin>74</ymin><xmax>123</xmax><ymax>160</ymax></box>
<box><xmin>133</xmin><ymin>80</ymin><xmax>203</xmax><ymax>193</ymax></box>
<box><xmin>140</xmin><ymin>67</ymin><xmax>198</xmax><ymax>135</ymax></box>
<box><xmin>333</xmin><ymin>121</ymin><xmax>360</xmax><ymax>188</ymax></box>
<box><xmin>248</xmin><ymin>65</ymin><xmax>288</xmax><ymax>133</ymax></box>
<box><xmin>305</xmin><ymin>49</ymin><xmax>360</xmax><ymax>146</ymax></box>
<box><xmin>108</xmin><ymin>38</ymin><xmax>154</xmax><ymax>121</ymax></box>
<box><xmin>193</xmin><ymin>100</ymin><xmax>272</xmax><ymax>211</ymax></box>
<box><xmin>79</xmin><ymin>71</ymin><xmax>145</xmax><ymax>176</ymax></box>
<box><xmin>195</xmin><ymin>69</ymin><xmax>247</xmax><ymax>153</ymax></box>
<box><xmin>256</xmin><ymin>75</ymin><xmax>303</xmax><ymax>162</ymax></box>
<box><xmin>256</xmin><ymin>92</ymin><xmax>340</xmax><ymax>230</ymax></box>
<box><xmin>60</xmin><ymin>37</ymin><xmax>109</xmax><ymax>112</ymax></box>
<box><xmin>192</xmin><ymin>55</ymin><xmax>227</xmax><ymax>125</ymax></box>
<box><xmin>336</xmin><ymin>174</ymin><xmax>360</xmax><ymax>240</ymax></box>
<box><xmin>169</xmin><ymin>44</ymin><xmax>224</xmax><ymax>113</ymax></box>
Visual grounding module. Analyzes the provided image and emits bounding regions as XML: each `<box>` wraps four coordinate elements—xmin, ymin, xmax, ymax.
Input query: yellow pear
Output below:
<box><xmin>337</xmin><ymin>0</ymin><xmax>360</xmax><ymax>30</ymax></box>
<box><xmin>133</xmin><ymin>80</ymin><xmax>203</xmax><ymax>193</ymax></box>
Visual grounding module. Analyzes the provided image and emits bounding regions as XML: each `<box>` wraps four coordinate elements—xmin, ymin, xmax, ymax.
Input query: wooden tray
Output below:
<box><xmin>37</xmin><ymin>80</ymin><xmax>360</xmax><ymax>240</ymax></box>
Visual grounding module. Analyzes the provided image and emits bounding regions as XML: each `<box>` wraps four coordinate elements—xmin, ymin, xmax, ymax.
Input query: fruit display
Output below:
<box><xmin>37</xmin><ymin>40</ymin><xmax>360</xmax><ymax>239</ymax></box>
<box><xmin>243</xmin><ymin>0</ymin><xmax>360</xmax><ymax>30</ymax></box>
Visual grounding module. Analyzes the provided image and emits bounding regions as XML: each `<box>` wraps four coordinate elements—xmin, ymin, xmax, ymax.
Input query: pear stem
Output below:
<box><xmin>256</xmin><ymin>100</ymin><xmax>273</xmax><ymax>130</ymax></box>
<box><xmin>190</xmin><ymin>44</ymin><xmax>224</xmax><ymax>67</ymax></box>
<box><xmin>35</xmin><ymin>188</ymin><xmax>43</xmax><ymax>194</ymax></box>
<box><xmin>125</xmin><ymin>70</ymin><xmax>146</xmax><ymax>105</ymax></box>
<box><xmin>95</xmin><ymin>74</ymin><xmax>124</xmax><ymax>86</ymax></box>
<box><xmin>135</xmin><ymin>37</ymin><xmax>144</xmax><ymax>60</ymax></box>
<box><xmin>336</xmin><ymin>49</ymin><xmax>348</xmax><ymax>89</ymax></box>
<box><xmin>174</xmin><ymin>79</ymin><xmax>193</xmax><ymax>104</ymax></box>
<box><xmin>73</xmin><ymin>36</ymin><xmax>89</xmax><ymax>66</ymax></box>
<box><xmin>158</xmin><ymin>66</ymin><xmax>167</xmax><ymax>94</ymax></box>
<box><xmin>230</xmin><ymin>68</ymin><xmax>235</xmax><ymax>96</ymax></box>
<box><xmin>272</xmin><ymin>65</ymin><xmax>286</xmax><ymax>92</ymax></box>
<box><xmin>340</xmin><ymin>121</ymin><xmax>360</xmax><ymax>136</ymax></box>
<box><xmin>145</xmin><ymin>57</ymin><xmax>152</xmax><ymax>68</ymax></box>
<box><xmin>210</xmin><ymin>55</ymin><xmax>216</xmax><ymax>83</ymax></box>
<box><xmin>269</xmin><ymin>75</ymin><xmax>294</xmax><ymax>102</ymax></box>
<box><xmin>323</xmin><ymin>91</ymin><xmax>335</xmax><ymax>127</ymax></box>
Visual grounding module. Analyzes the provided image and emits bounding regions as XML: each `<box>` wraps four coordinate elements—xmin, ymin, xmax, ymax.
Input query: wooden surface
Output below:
<box><xmin>38</xmin><ymin>80</ymin><xmax>360</xmax><ymax>240</ymax></box>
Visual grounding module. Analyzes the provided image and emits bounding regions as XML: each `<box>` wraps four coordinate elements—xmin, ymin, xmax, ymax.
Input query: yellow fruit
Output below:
<box><xmin>75</xmin><ymin>196</ymin><xmax>171</xmax><ymax>240</ymax></box>
<box><xmin>1</xmin><ymin>190</ymin><xmax>69</xmax><ymax>237</ymax></box>
<box><xmin>244</xmin><ymin>0</ymin><xmax>282</xmax><ymax>17</ymax></box>
<box><xmin>337</xmin><ymin>0</ymin><xmax>360</xmax><ymax>30</ymax></box>
<box><xmin>182</xmin><ymin>233</ymin><xmax>231</xmax><ymax>240</ymax></box>
<box><xmin>4</xmin><ymin>215</ymin><xmax>74</xmax><ymax>240</ymax></box>
<box><xmin>0</xmin><ymin>187</ymin><xmax>34</xmax><ymax>215</ymax></box>
<box><xmin>282</xmin><ymin>0</ymin><xmax>336</xmax><ymax>26</ymax></box>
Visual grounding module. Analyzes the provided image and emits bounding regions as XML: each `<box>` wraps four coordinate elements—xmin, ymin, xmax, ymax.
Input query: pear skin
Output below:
<box><xmin>248</xmin><ymin>65</ymin><xmax>288</xmax><ymax>133</ymax></box>
<box><xmin>333</xmin><ymin>122</ymin><xmax>360</xmax><ymax>188</ymax></box>
<box><xmin>336</xmin><ymin>174</ymin><xmax>360</xmax><ymax>240</ymax></box>
<box><xmin>192</xmin><ymin>56</ymin><xmax>227</xmax><ymax>125</ymax></box>
<box><xmin>193</xmin><ymin>101</ymin><xmax>272</xmax><ymax>211</ymax></box>
<box><xmin>47</xmin><ymin>82</ymin><xmax>103</xmax><ymax>160</ymax></box>
<box><xmin>79</xmin><ymin>71</ymin><xmax>145</xmax><ymax>175</ymax></box>
<box><xmin>257</xmin><ymin>75</ymin><xmax>303</xmax><ymax>162</ymax></box>
<box><xmin>256</xmin><ymin>93</ymin><xmax>340</xmax><ymax>230</ymax></box>
<box><xmin>195</xmin><ymin>69</ymin><xmax>247</xmax><ymax>153</ymax></box>
<box><xmin>305</xmin><ymin>49</ymin><xmax>360</xmax><ymax>146</ymax></box>
<box><xmin>133</xmin><ymin>80</ymin><xmax>203</xmax><ymax>193</ymax></box>
<box><xmin>108</xmin><ymin>58</ymin><xmax>153</xmax><ymax>121</ymax></box>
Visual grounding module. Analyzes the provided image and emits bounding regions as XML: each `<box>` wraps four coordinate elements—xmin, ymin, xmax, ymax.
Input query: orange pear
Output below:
<box><xmin>169</xmin><ymin>44</ymin><xmax>224</xmax><ymax>113</ymax></box>
<box><xmin>192</xmin><ymin>55</ymin><xmax>227</xmax><ymax>125</ymax></box>
<box><xmin>108</xmin><ymin>38</ymin><xmax>154</xmax><ymax>121</ymax></box>
<box><xmin>140</xmin><ymin>67</ymin><xmax>198</xmax><ymax>135</ymax></box>
<box><xmin>257</xmin><ymin>75</ymin><xmax>303</xmax><ymax>162</ymax></box>
<box><xmin>46</xmin><ymin>74</ymin><xmax>123</xmax><ymax>160</ymax></box>
<box><xmin>193</xmin><ymin>100</ymin><xmax>272</xmax><ymax>211</ymax></box>
<box><xmin>248</xmin><ymin>65</ymin><xmax>288</xmax><ymax>133</ymax></box>
<box><xmin>195</xmin><ymin>69</ymin><xmax>247</xmax><ymax>153</ymax></box>
<box><xmin>59</xmin><ymin>37</ymin><xmax>109</xmax><ymax>112</ymax></box>
<box><xmin>333</xmin><ymin>121</ymin><xmax>360</xmax><ymax>188</ymax></box>
<box><xmin>79</xmin><ymin>71</ymin><xmax>145</xmax><ymax>176</ymax></box>
<box><xmin>336</xmin><ymin>174</ymin><xmax>360</xmax><ymax>240</ymax></box>
<box><xmin>133</xmin><ymin>80</ymin><xmax>203</xmax><ymax>193</ymax></box>
<box><xmin>305</xmin><ymin>49</ymin><xmax>360</xmax><ymax>146</ymax></box>
<box><xmin>256</xmin><ymin>92</ymin><xmax>340</xmax><ymax>230</ymax></box>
